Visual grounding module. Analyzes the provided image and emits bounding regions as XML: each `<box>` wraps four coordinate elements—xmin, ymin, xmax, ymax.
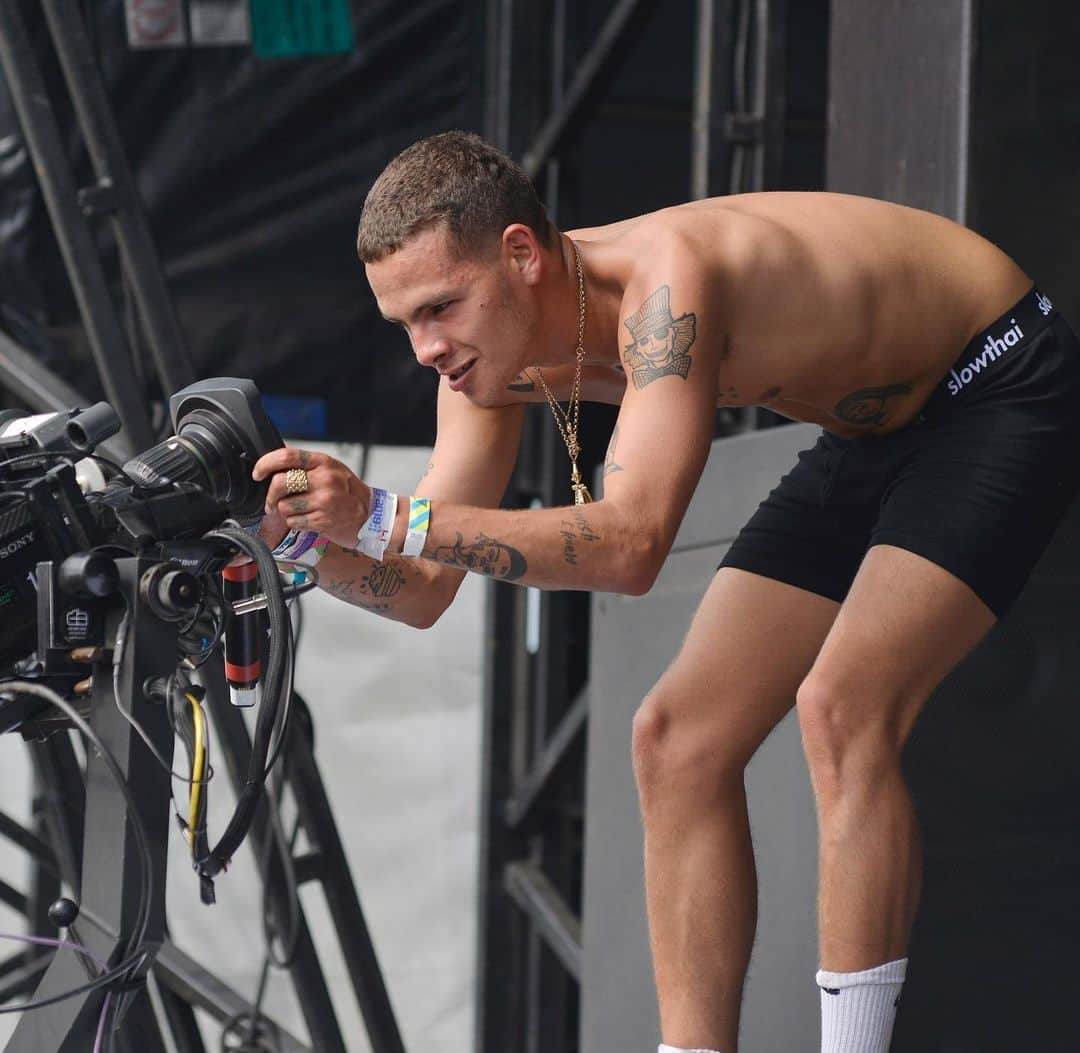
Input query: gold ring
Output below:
<box><xmin>284</xmin><ymin>467</ymin><xmax>309</xmax><ymax>496</ymax></box>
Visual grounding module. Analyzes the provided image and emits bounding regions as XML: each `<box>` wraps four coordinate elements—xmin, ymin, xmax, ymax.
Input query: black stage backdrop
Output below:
<box><xmin>0</xmin><ymin>0</ymin><xmax>484</xmax><ymax>445</ymax></box>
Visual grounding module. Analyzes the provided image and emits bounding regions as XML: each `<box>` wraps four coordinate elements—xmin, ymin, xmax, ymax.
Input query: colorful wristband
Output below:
<box><xmin>292</xmin><ymin>535</ymin><xmax>330</xmax><ymax>567</ymax></box>
<box><xmin>271</xmin><ymin>529</ymin><xmax>322</xmax><ymax>562</ymax></box>
<box><xmin>271</xmin><ymin>529</ymin><xmax>300</xmax><ymax>557</ymax></box>
<box><xmin>401</xmin><ymin>497</ymin><xmax>431</xmax><ymax>558</ymax></box>
<box><xmin>356</xmin><ymin>488</ymin><xmax>398</xmax><ymax>562</ymax></box>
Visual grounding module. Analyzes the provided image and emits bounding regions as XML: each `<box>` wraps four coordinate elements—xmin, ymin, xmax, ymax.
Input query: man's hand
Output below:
<box><xmin>252</xmin><ymin>447</ymin><xmax>372</xmax><ymax>549</ymax></box>
<box><xmin>226</xmin><ymin>506</ymin><xmax>289</xmax><ymax>567</ymax></box>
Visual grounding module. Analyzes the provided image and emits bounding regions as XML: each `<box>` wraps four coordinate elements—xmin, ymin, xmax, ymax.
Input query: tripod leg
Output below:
<box><xmin>286</xmin><ymin>695</ymin><xmax>407</xmax><ymax>1053</ymax></box>
<box><xmin>26</xmin><ymin>732</ymin><xmax>86</xmax><ymax>894</ymax></box>
<box><xmin>112</xmin><ymin>990</ymin><xmax>170</xmax><ymax>1053</ymax></box>
<box><xmin>204</xmin><ymin>664</ymin><xmax>349</xmax><ymax>1053</ymax></box>
<box><xmin>151</xmin><ymin>977</ymin><xmax>208</xmax><ymax>1053</ymax></box>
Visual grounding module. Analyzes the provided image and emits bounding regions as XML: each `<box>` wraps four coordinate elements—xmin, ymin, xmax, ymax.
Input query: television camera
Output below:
<box><xmin>0</xmin><ymin>378</ymin><xmax>314</xmax><ymax>1048</ymax></box>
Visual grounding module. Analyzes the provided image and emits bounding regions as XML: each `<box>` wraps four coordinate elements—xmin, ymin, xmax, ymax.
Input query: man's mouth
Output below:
<box><xmin>447</xmin><ymin>359</ymin><xmax>476</xmax><ymax>390</ymax></box>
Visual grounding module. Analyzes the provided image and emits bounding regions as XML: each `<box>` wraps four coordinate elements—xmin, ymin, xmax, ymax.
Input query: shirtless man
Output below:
<box><xmin>251</xmin><ymin>132</ymin><xmax>1080</xmax><ymax>1053</ymax></box>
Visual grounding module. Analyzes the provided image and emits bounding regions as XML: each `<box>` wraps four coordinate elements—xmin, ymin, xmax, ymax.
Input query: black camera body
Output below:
<box><xmin>0</xmin><ymin>378</ymin><xmax>283</xmax><ymax>671</ymax></box>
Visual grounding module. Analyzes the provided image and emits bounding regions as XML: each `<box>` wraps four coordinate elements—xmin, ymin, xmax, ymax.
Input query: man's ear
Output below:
<box><xmin>501</xmin><ymin>223</ymin><xmax>544</xmax><ymax>285</ymax></box>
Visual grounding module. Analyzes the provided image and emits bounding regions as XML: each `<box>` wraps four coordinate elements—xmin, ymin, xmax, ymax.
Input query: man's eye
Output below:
<box><xmin>431</xmin><ymin>302</ymin><xmax>451</xmax><ymax>316</ymax></box>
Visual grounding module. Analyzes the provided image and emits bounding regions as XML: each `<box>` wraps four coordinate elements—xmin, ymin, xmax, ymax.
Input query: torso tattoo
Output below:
<box><xmin>833</xmin><ymin>383</ymin><xmax>913</xmax><ymax>427</ymax></box>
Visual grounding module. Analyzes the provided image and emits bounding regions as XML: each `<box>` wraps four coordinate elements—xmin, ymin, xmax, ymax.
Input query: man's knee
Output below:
<box><xmin>631</xmin><ymin>681</ymin><xmax>747</xmax><ymax>805</ymax></box>
<box><xmin>795</xmin><ymin>672</ymin><xmax>905</xmax><ymax>793</ymax></box>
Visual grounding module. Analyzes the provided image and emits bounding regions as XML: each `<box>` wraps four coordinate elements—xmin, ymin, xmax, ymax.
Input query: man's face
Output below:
<box><xmin>365</xmin><ymin>224</ymin><xmax>532</xmax><ymax>407</ymax></box>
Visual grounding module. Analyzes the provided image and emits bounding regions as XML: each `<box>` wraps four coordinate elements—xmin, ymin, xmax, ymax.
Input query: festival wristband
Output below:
<box><xmin>292</xmin><ymin>535</ymin><xmax>330</xmax><ymax>567</ymax></box>
<box><xmin>401</xmin><ymin>497</ymin><xmax>431</xmax><ymax>558</ymax></box>
<box><xmin>355</xmin><ymin>488</ymin><xmax>398</xmax><ymax>561</ymax></box>
<box><xmin>271</xmin><ymin>529</ymin><xmax>321</xmax><ymax>562</ymax></box>
<box><xmin>271</xmin><ymin>529</ymin><xmax>300</xmax><ymax>557</ymax></box>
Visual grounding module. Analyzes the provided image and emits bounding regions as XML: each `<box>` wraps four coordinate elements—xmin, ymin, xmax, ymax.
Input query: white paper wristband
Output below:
<box><xmin>356</xmin><ymin>488</ymin><xmax>398</xmax><ymax>562</ymax></box>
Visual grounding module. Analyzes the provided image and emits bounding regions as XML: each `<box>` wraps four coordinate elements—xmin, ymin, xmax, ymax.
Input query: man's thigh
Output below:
<box><xmin>802</xmin><ymin>543</ymin><xmax>998</xmax><ymax>745</ymax></box>
<box><xmin>646</xmin><ymin>567</ymin><xmax>840</xmax><ymax>768</ymax></box>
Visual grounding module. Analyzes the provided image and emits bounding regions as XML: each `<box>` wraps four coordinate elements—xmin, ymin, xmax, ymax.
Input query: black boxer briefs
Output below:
<box><xmin>719</xmin><ymin>286</ymin><xmax>1080</xmax><ymax>618</ymax></box>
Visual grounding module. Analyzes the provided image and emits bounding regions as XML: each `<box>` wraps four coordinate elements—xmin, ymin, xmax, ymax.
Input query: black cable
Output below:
<box><xmin>111</xmin><ymin>613</ymin><xmax>213</xmax><ymax>790</ymax></box>
<box><xmin>260</xmin><ymin>605</ymin><xmax>297</xmax><ymax>781</ymax></box>
<box><xmin>177</xmin><ymin>574</ymin><xmax>227</xmax><ymax>662</ymax></box>
<box><xmin>195</xmin><ymin>528</ymin><xmax>288</xmax><ymax>880</ymax></box>
<box><xmin>217</xmin><ymin>594</ymin><xmax>302</xmax><ymax>1051</ymax></box>
<box><xmin>0</xmin><ymin>681</ymin><xmax>154</xmax><ymax>1011</ymax></box>
<box><xmin>181</xmin><ymin>583</ymin><xmax>228</xmax><ymax>670</ymax></box>
<box><xmin>292</xmin><ymin>592</ymin><xmax>304</xmax><ymax>651</ymax></box>
<box><xmin>0</xmin><ymin>947</ymin><xmax>149</xmax><ymax>1014</ymax></box>
<box><xmin>5</xmin><ymin>679</ymin><xmax>151</xmax><ymax>961</ymax></box>
<box><xmin>280</xmin><ymin>572</ymin><xmax>319</xmax><ymax>601</ymax></box>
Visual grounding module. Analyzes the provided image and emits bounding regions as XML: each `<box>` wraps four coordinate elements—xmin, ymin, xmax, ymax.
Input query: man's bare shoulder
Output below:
<box><xmin>571</xmin><ymin>191</ymin><xmax>971</xmax><ymax>259</ymax></box>
<box><xmin>570</xmin><ymin>196</ymin><xmax>794</xmax><ymax>298</ymax></box>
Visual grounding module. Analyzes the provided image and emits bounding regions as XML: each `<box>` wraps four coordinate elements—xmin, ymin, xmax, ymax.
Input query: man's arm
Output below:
<box><xmin>397</xmin><ymin>274</ymin><xmax>719</xmax><ymax>594</ymax></box>
<box><xmin>258</xmin><ymin>380</ymin><xmax>525</xmax><ymax>627</ymax></box>
<box><xmin>260</xmin><ymin>268</ymin><xmax>719</xmax><ymax>598</ymax></box>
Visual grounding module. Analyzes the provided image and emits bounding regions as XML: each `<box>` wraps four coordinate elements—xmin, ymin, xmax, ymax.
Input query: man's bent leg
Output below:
<box><xmin>633</xmin><ymin>568</ymin><xmax>839</xmax><ymax>1053</ymax></box>
<box><xmin>797</xmin><ymin>544</ymin><xmax>997</xmax><ymax>1052</ymax></box>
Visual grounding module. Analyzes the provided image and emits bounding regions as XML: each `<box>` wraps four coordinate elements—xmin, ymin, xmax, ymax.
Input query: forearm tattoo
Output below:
<box><xmin>324</xmin><ymin>551</ymin><xmax>410</xmax><ymax>609</ymax></box>
<box><xmin>834</xmin><ymin>383</ymin><xmax>912</xmax><ymax>427</ymax></box>
<box><xmin>323</xmin><ymin>578</ymin><xmax>390</xmax><ymax>612</ymax></box>
<box><xmin>623</xmin><ymin>285</ymin><xmax>697</xmax><ymax>389</ymax></box>
<box><xmin>430</xmin><ymin>533</ymin><xmax>528</xmax><ymax>581</ymax></box>
<box><xmin>560</xmin><ymin>509</ymin><xmax>601</xmax><ymax>566</ymax></box>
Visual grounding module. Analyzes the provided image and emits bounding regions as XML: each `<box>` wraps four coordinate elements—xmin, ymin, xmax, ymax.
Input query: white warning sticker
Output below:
<box><xmin>124</xmin><ymin>0</ymin><xmax>187</xmax><ymax>49</ymax></box>
<box><xmin>191</xmin><ymin>1</ymin><xmax>252</xmax><ymax>46</ymax></box>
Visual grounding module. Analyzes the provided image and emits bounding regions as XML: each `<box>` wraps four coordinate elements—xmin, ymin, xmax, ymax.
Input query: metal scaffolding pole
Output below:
<box><xmin>40</xmin><ymin>0</ymin><xmax>197</xmax><ymax>397</ymax></box>
<box><xmin>521</xmin><ymin>0</ymin><xmax>648</xmax><ymax>180</ymax></box>
<box><xmin>0</xmin><ymin>2</ymin><xmax>154</xmax><ymax>452</ymax></box>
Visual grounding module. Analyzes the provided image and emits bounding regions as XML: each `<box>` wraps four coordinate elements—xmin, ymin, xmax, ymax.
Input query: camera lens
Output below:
<box><xmin>119</xmin><ymin>409</ymin><xmax>259</xmax><ymax>516</ymax></box>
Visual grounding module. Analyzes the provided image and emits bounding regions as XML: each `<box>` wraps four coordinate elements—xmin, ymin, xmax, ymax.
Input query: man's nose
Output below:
<box><xmin>413</xmin><ymin>329</ymin><xmax>449</xmax><ymax>370</ymax></box>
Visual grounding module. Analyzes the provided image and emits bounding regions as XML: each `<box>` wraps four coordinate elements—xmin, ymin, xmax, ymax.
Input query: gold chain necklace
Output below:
<box><xmin>533</xmin><ymin>239</ymin><xmax>592</xmax><ymax>505</ymax></box>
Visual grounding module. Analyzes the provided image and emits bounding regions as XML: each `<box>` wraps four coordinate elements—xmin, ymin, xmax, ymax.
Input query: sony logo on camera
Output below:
<box><xmin>0</xmin><ymin>531</ymin><xmax>35</xmax><ymax>560</ymax></box>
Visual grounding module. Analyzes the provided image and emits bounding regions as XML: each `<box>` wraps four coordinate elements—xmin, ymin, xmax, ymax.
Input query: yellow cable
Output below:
<box><xmin>187</xmin><ymin>691</ymin><xmax>206</xmax><ymax>856</ymax></box>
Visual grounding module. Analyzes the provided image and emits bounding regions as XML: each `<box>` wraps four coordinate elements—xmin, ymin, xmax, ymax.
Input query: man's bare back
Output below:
<box><xmin>508</xmin><ymin>192</ymin><xmax>1032</xmax><ymax>436</ymax></box>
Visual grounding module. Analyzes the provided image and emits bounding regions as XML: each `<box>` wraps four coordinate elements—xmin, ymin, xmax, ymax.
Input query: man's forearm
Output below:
<box><xmin>395</xmin><ymin>499</ymin><xmax>659</xmax><ymax>594</ymax></box>
<box><xmin>314</xmin><ymin>543</ymin><xmax>456</xmax><ymax>627</ymax></box>
<box><xmin>258</xmin><ymin>521</ymin><xmax>455</xmax><ymax>628</ymax></box>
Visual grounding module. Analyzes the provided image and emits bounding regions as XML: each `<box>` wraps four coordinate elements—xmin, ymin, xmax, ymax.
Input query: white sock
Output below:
<box><xmin>816</xmin><ymin>957</ymin><xmax>907</xmax><ymax>1053</ymax></box>
<box><xmin>659</xmin><ymin>1046</ymin><xmax>724</xmax><ymax>1053</ymax></box>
